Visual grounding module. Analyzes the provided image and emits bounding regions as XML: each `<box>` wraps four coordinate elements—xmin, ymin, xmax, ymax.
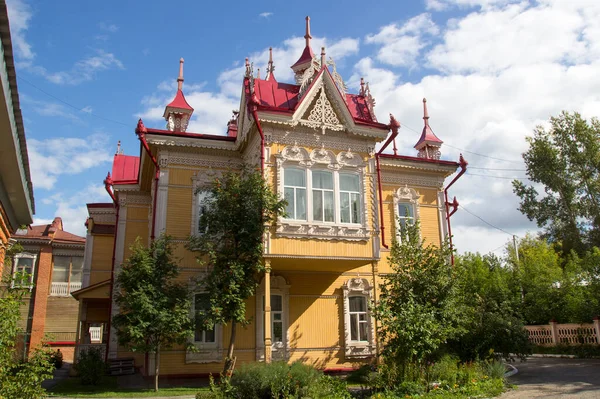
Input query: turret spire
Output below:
<box><xmin>304</xmin><ymin>16</ymin><xmax>312</xmax><ymax>47</ymax></box>
<box><xmin>177</xmin><ymin>58</ymin><xmax>184</xmax><ymax>91</ymax></box>
<box><xmin>320</xmin><ymin>47</ymin><xmax>326</xmax><ymax>67</ymax></box>
<box><xmin>266</xmin><ymin>47</ymin><xmax>276</xmax><ymax>81</ymax></box>
<box><xmin>414</xmin><ymin>98</ymin><xmax>443</xmax><ymax>160</ymax></box>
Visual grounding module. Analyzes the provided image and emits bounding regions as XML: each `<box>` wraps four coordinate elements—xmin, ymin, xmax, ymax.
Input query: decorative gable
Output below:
<box><xmin>300</xmin><ymin>86</ymin><xmax>344</xmax><ymax>134</ymax></box>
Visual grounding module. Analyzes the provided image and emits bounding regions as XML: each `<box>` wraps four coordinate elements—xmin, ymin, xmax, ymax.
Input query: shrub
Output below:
<box><xmin>533</xmin><ymin>344</ymin><xmax>600</xmax><ymax>358</ymax></box>
<box><xmin>485</xmin><ymin>360</ymin><xmax>507</xmax><ymax>380</ymax></box>
<box><xmin>430</xmin><ymin>355</ymin><xmax>459</xmax><ymax>386</ymax></box>
<box><xmin>76</xmin><ymin>347</ymin><xmax>106</xmax><ymax>385</ymax></box>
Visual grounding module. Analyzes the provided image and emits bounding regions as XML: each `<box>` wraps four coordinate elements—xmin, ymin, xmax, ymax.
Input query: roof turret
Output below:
<box><xmin>414</xmin><ymin>98</ymin><xmax>443</xmax><ymax>160</ymax></box>
<box><xmin>163</xmin><ymin>58</ymin><xmax>194</xmax><ymax>132</ymax></box>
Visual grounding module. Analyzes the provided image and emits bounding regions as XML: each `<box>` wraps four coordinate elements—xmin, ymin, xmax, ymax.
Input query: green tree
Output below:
<box><xmin>1</xmin><ymin>243</ymin><xmax>54</xmax><ymax>399</ymax></box>
<box><xmin>513</xmin><ymin>111</ymin><xmax>600</xmax><ymax>254</ymax></box>
<box><xmin>372</xmin><ymin>222</ymin><xmax>468</xmax><ymax>379</ymax></box>
<box><xmin>187</xmin><ymin>168</ymin><xmax>286</xmax><ymax>375</ymax></box>
<box><xmin>112</xmin><ymin>235</ymin><xmax>193</xmax><ymax>392</ymax></box>
<box><xmin>450</xmin><ymin>252</ymin><xmax>531</xmax><ymax>361</ymax></box>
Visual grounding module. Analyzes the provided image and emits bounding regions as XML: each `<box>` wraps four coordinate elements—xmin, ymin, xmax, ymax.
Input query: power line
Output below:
<box><xmin>459</xmin><ymin>205</ymin><xmax>518</xmax><ymax>237</ymax></box>
<box><xmin>469</xmin><ymin>166</ymin><xmax>526</xmax><ymax>172</ymax></box>
<box><xmin>18</xmin><ymin>75</ymin><xmax>130</xmax><ymax>127</ymax></box>
<box><xmin>467</xmin><ymin>172</ymin><xmax>531</xmax><ymax>180</ymax></box>
<box><xmin>398</xmin><ymin>120</ymin><xmax>524</xmax><ymax>164</ymax></box>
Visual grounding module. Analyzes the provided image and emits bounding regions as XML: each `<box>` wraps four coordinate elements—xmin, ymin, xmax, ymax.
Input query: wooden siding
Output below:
<box><xmin>45</xmin><ymin>297</ymin><xmax>78</xmax><ymax>333</ymax></box>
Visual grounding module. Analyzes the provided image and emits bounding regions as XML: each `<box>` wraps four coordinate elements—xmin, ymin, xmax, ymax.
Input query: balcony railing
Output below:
<box><xmin>50</xmin><ymin>281</ymin><xmax>82</xmax><ymax>296</ymax></box>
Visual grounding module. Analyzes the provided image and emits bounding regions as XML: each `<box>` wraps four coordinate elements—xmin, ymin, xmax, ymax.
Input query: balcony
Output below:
<box><xmin>50</xmin><ymin>281</ymin><xmax>82</xmax><ymax>296</ymax></box>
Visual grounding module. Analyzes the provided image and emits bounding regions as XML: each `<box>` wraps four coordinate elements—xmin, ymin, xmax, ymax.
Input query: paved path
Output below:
<box><xmin>501</xmin><ymin>357</ymin><xmax>600</xmax><ymax>398</ymax></box>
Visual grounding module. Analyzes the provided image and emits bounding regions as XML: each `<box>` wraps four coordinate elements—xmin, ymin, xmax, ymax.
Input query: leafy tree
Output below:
<box><xmin>450</xmin><ymin>252</ymin><xmax>531</xmax><ymax>361</ymax></box>
<box><xmin>513</xmin><ymin>111</ymin><xmax>600</xmax><ymax>254</ymax></box>
<box><xmin>112</xmin><ymin>235</ymin><xmax>193</xmax><ymax>392</ymax></box>
<box><xmin>1</xmin><ymin>243</ymin><xmax>54</xmax><ymax>399</ymax></box>
<box><xmin>372</xmin><ymin>222</ymin><xmax>468</xmax><ymax>378</ymax></box>
<box><xmin>187</xmin><ymin>168</ymin><xmax>286</xmax><ymax>375</ymax></box>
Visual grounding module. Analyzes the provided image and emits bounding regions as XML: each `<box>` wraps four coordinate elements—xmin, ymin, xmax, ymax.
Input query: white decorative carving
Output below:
<box><xmin>393</xmin><ymin>185</ymin><xmax>421</xmax><ymax>240</ymax></box>
<box><xmin>300</xmin><ymin>86</ymin><xmax>344</xmax><ymax>134</ymax></box>
<box><xmin>382</xmin><ymin>174</ymin><xmax>445</xmax><ymax>189</ymax></box>
<box><xmin>342</xmin><ymin>278</ymin><xmax>376</xmax><ymax>359</ymax></box>
<box><xmin>309</xmin><ymin>146</ymin><xmax>337</xmax><ymax>167</ymax></box>
<box><xmin>276</xmin><ymin>223</ymin><xmax>369</xmax><ymax>241</ymax></box>
<box><xmin>326</xmin><ymin>58</ymin><xmax>347</xmax><ymax>99</ymax></box>
<box><xmin>337</xmin><ymin>149</ymin><xmax>365</xmax><ymax>168</ymax></box>
<box><xmin>417</xmin><ymin>147</ymin><xmax>442</xmax><ymax>160</ymax></box>
<box><xmin>117</xmin><ymin>193</ymin><xmax>152</xmax><ymax>207</ymax></box>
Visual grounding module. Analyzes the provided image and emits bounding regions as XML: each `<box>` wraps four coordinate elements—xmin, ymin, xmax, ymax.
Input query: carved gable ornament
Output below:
<box><xmin>300</xmin><ymin>86</ymin><xmax>344</xmax><ymax>134</ymax></box>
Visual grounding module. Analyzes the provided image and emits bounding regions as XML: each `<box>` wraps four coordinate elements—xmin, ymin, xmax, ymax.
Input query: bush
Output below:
<box><xmin>533</xmin><ymin>344</ymin><xmax>600</xmax><ymax>358</ymax></box>
<box><xmin>484</xmin><ymin>360</ymin><xmax>507</xmax><ymax>380</ymax></box>
<box><xmin>76</xmin><ymin>347</ymin><xmax>106</xmax><ymax>385</ymax></box>
<box><xmin>430</xmin><ymin>355</ymin><xmax>459</xmax><ymax>386</ymax></box>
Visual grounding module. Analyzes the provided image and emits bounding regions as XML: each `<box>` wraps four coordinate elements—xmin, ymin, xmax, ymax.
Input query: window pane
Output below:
<box><xmin>273</xmin><ymin>313</ymin><xmax>282</xmax><ymax>321</ymax></box>
<box><xmin>313</xmin><ymin>191</ymin><xmax>323</xmax><ymax>221</ymax></box>
<box><xmin>398</xmin><ymin>203</ymin><xmax>413</xmax><ymax>218</ymax></box>
<box><xmin>285</xmin><ymin>169</ymin><xmax>305</xmax><ymax>187</ymax></box>
<box><xmin>273</xmin><ymin>321</ymin><xmax>283</xmax><ymax>342</ymax></box>
<box><xmin>324</xmin><ymin>191</ymin><xmax>334</xmax><ymax>222</ymax></box>
<box><xmin>70</xmin><ymin>257</ymin><xmax>84</xmax><ymax>283</ymax></box>
<box><xmin>349</xmin><ymin>296</ymin><xmax>366</xmax><ymax>312</ymax></box>
<box><xmin>351</xmin><ymin>193</ymin><xmax>361</xmax><ymax>223</ymax></box>
<box><xmin>340</xmin><ymin>193</ymin><xmax>350</xmax><ymax>223</ymax></box>
<box><xmin>350</xmin><ymin>315</ymin><xmax>358</xmax><ymax>341</ymax></box>
<box><xmin>284</xmin><ymin>188</ymin><xmax>295</xmax><ymax>217</ymax></box>
<box><xmin>340</xmin><ymin>174</ymin><xmax>359</xmax><ymax>192</ymax></box>
<box><xmin>312</xmin><ymin>171</ymin><xmax>333</xmax><ymax>189</ymax></box>
<box><xmin>359</xmin><ymin>322</ymin><xmax>369</xmax><ymax>341</ymax></box>
<box><xmin>16</xmin><ymin>257</ymin><xmax>33</xmax><ymax>274</ymax></box>
<box><xmin>271</xmin><ymin>295</ymin><xmax>282</xmax><ymax>312</ymax></box>
<box><xmin>204</xmin><ymin>328</ymin><xmax>215</xmax><ymax>343</ymax></box>
<box><xmin>296</xmin><ymin>189</ymin><xmax>306</xmax><ymax>220</ymax></box>
<box><xmin>195</xmin><ymin>294</ymin><xmax>210</xmax><ymax>311</ymax></box>
<box><xmin>52</xmin><ymin>257</ymin><xmax>69</xmax><ymax>283</ymax></box>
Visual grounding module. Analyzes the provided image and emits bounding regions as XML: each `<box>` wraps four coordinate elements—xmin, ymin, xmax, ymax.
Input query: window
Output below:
<box><xmin>195</xmin><ymin>191</ymin><xmax>212</xmax><ymax>235</ymax></box>
<box><xmin>12</xmin><ymin>253</ymin><xmax>36</xmax><ymax>288</ymax></box>
<box><xmin>50</xmin><ymin>256</ymin><xmax>83</xmax><ymax>296</ymax></box>
<box><xmin>348</xmin><ymin>296</ymin><xmax>369</xmax><ymax>342</ymax></box>
<box><xmin>312</xmin><ymin>170</ymin><xmax>334</xmax><ymax>222</ymax></box>
<box><xmin>397</xmin><ymin>203</ymin><xmax>415</xmax><ymax>231</ymax></box>
<box><xmin>194</xmin><ymin>293</ymin><xmax>216</xmax><ymax>344</ymax></box>
<box><xmin>343</xmin><ymin>278</ymin><xmax>375</xmax><ymax>359</ymax></box>
<box><xmin>284</xmin><ymin>168</ymin><xmax>306</xmax><ymax>220</ymax></box>
<box><xmin>263</xmin><ymin>294</ymin><xmax>283</xmax><ymax>343</ymax></box>
<box><xmin>340</xmin><ymin>173</ymin><xmax>361</xmax><ymax>224</ymax></box>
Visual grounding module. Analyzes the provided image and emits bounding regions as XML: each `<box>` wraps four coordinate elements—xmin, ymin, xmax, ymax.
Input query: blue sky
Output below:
<box><xmin>7</xmin><ymin>0</ymin><xmax>600</xmax><ymax>254</ymax></box>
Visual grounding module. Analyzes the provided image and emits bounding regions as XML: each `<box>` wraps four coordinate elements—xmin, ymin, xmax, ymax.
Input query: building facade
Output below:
<box><xmin>74</xmin><ymin>17</ymin><xmax>466</xmax><ymax>375</ymax></box>
<box><xmin>4</xmin><ymin>217</ymin><xmax>85</xmax><ymax>362</ymax></box>
<box><xmin>0</xmin><ymin>0</ymin><xmax>35</xmax><ymax>269</ymax></box>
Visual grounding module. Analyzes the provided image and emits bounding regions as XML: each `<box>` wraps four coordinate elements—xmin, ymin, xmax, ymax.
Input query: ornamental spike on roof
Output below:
<box><xmin>291</xmin><ymin>16</ymin><xmax>316</xmax><ymax>73</ymax></box>
<box><xmin>163</xmin><ymin>58</ymin><xmax>194</xmax><ymax>132</ymax></box>
<box><xmin>414</xmin><ymin>98</ymin><xmax>443</xmax><ymax>160</ymax></box>
<box><xmin>266</xmin><ymin>47</ymin><xmax>276</xmax><ymax>82</ymax></box>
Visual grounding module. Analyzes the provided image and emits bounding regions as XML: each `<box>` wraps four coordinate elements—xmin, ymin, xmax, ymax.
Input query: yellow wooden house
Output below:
<box><xmin>72</xmin><ymin>17</ymin><xmax>466</xmax><ymax>376</ymax></box>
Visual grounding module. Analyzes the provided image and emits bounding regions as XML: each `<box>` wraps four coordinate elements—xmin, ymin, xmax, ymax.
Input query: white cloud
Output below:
<box><xmin>360</xmin><ymin>0</ymin><xmax>600</xmax><ymax>253</ymax></box>
<box><xmin>426</xmin><ymin>0</ymin><xmax>522</xmax><ymax>11</ymax></box>
<box><xmin>98</xmin><ymin>22</ymin><xmax>118</xmax><ymax>33</ymax></box>
<box><xmin>20</xmin><ymin>94</ymin><xmax>82</xmax><ymax>122</ymax></box>
<box><xmin>34</xmin><ymin>50</ymin><xmax>125</xmax><ymax>85</ymax></box>
<box><xmin>38</xmin><ymin>184</ymin><xmax>110</xmax><ymax>236</ymax></box>
<box><xmin>366</xmin><ymin>14</ymin><xmax>439</xmax><ymax>67</ymax></box>
<box><xmin>80</xmin><ymin>106</ymin><xmax>93</xmax><ymax>113</ymax></box>
<box><xmin>259</xmin><ymin>12</ymin><xmax>273</xmax><ymax>18</ymax></box>
<box><xmin>28</xmin><ymin>134</ymin><xmax>113</xmax><ymax>190</ymax></box>
<box><xmin>6</xmin><ymin>0</ymin><xmax>34</xmax><ymax>60</ymax></box>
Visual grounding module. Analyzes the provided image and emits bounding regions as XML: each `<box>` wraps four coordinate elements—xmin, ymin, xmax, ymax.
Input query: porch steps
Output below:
<box><xmin>107</xmin><ymin>357</ymin><xmax>135</xmax><ymax>376</ymax></box>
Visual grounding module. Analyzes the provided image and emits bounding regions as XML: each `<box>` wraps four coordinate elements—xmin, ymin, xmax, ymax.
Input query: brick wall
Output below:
<box><xmin>29</xmin><ymin>245</ymin><xmax>52</xmax><ymax>352</ymax></box>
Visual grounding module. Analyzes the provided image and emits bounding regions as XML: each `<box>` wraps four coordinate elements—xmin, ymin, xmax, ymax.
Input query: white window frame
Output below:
<box><xmin>190</xmin><ymin>170</ymin><xmax>220</xmax><ymax>236</ymax></box>
<box><xmin>339</xmin><ymin>172</ymin><xmax>362</xmax><ymax>224</ymax></box>
<box><xmin>193</xmin><ymin>293</ymin><xmax>217</xmax><ymax>345</ymax></box>
<box><xmin>343</xmin><ymin>278</ymin><xmax>375</xmax><ymax>359</ymax></box>
<box><xmin>393</xmin><ymin>186</ymin><xmax>421</xmax><ymax>242</ymax></box>
<box><xmin>311</xmin><ymin>169</ymin><xmax>335</xmax><ymax>223</ymax></box>
<box><xmin>275</xmin><ymin>145</ymin><xmax>370</xmax><ymax>241</ymax></box>
<box><xmin>256</xmin><ymin>275</ymin><xmax>290</xmax><ymax>362</ymax></box>
<box><xmin>283</xmin><ymin>167</ymin><xmax>307</xmax><ymax>221</ymax></box>
<box><xmin>348</xmin><ymin>295</ymin><xmax>369</xmax><ymax>342</ymax></box>
<box><xmin>12</xmin><ymin>252</ymin><xmax>37</xmax><ymax>290</ymax></box>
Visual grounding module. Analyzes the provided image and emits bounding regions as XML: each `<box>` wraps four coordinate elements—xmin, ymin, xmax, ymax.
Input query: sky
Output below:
<box><xmin>6</xmin><ymin>0</ymin><xmax>600</xmax><ymax>256</ymax></box>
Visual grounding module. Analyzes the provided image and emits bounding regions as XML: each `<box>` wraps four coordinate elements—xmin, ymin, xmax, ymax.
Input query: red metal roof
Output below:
<box><xmin>165</xmin><ymin>89</ymin><xmax>193</xmax><ymax>111</ymax></box>
<box><xmin>291</xmin><ymin>46</ymin><xmax>315</xmax><ymax>69</ymax></box>
<box><xmin>112</xmin><ymin>154</ymin><xmax>140</xmax><ymax>185</ymax></box>
<box><xmin>415</xmin><ymin>99</ymin><xmax>443</xmax><ymax>148</ymax></box>
<box><xmin>14</xmin><ymin>217</ymin><xmax>85</xmax><ymax>244</ymax></box>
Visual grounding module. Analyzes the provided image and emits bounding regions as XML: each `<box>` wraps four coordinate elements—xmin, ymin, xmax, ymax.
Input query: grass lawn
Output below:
<box><xmin>48</xmin><ymin>376</ymin><xmax>206</xmax><ymax>398</ymax></box>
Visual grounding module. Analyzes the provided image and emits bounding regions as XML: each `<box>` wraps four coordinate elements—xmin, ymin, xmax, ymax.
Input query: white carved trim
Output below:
<box><xmin>438</xmin><ymin>191</ymin><xmax>448</xmax><ymax>242</ymax></box>
<box><xmin>382</xmin><ymin>174</ymin><xmax>445</xmax><ymax>189</ymax></box>
<box><xmin>155</xmin><ymin>168</ymin><xmax>169</xmax><ymax>236</ymax></box>
<box><xmin>342</xmin><ymin>278</ymin><xmax>376</xmax><ymax>359</ymax></box>
<box><xmin>146</xmin><ymin>134</ymin><xmax>237</xmax><ymax>151</ymax></box>
<box><xmin>12</xmin><ymin>252</ymin><xmax>37</xmax><ymax>290</ymax></box>
<box><xmin>186</xmin><ymin>283</ymin><xmax>224</xmax><ymax>364</ymax></box>
<box><xmin>256</xmin><ymin>275</ymin><xmax>290</xmax><ymax>362</ymax></box>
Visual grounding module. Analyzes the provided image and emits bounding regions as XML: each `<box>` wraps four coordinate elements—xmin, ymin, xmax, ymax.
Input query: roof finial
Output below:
<box><xmin>305</xmin><ymin>16</ymin><xmax>312</xmax><ymax>47</ymax></box>
<box><xmin>256</xmin><ymin>68</ymin><xmax>261</xmax><ymax>79</ymax></box>
<box><xmin>115</xmin><ymin>140</ymin><xmax>122</xmax><ymax>155</ymax></box>
<box><xmin>320</xmin><ymin>46</ymin><xmax>326</xmax><ymax>67</ymax></box>
<box><xmin>177</xmin><ymin>58</ymin><xmax>184</xmax><ymax>91</ymax></box>
<box><xmin>360</xmin><ymin>77</ymin><xmax>365</xmax><ymax>96</ymax></box>
<box><xmin>423</xmin><ymin>97</ymin><xmax>430</xmax><ymax>126</ymax></box>
<box><xmin>266</xmin><ymin>47</ymin><xmax>276</xmax><ymax>81</ymax></box>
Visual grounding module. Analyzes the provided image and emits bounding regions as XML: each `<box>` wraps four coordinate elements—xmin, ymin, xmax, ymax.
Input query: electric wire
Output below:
<box><xmin>467</xmin><ymin>172</ymin><xmax>531</xmax><ymax>180</ymax></box>
<box><xmin>18</xmin><ymin>75</ymin><xmax>130</xmax><ymax>127</ymax></box>
<box><xmin>459</xmin><ymin>205</ymin><xmax>518</xmax><ymax>237</ymax></box>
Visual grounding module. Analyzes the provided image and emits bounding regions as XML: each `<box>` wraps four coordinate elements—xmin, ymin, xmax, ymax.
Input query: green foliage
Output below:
<box><xmin>112</xmin><ymin>234</ymin><xmax>193</xmax><ymax>391</ymax></box>
<box><xmin>449</xmin><ymin>252</ymin><xmax>531</xmax><ymax>361</ymax></box>
<box><xmin>209</xmin><ymin>361</ymin><xmax>347</xmax><ymax>399</ymax></box>
<box><xmin>187</xmin><ymin>167</ymin><xmax>286</xmax><ymax>369</ymax></box>
<box><xmin>372</xmin><ymin>222</ymin><xmax>468</xmax><ymax>376</ymax></box>
<box><xmin>533</xmin><ymin>344</ymin><xmax>600</xmax><ymax>358</ymax></box>
<box><xmin>513</xmin><ymin>111</ymin><xmax>600</xmax><ymax>254</ymax></box>
<box><xmin>0</xmin><ymin>274</ymin><xmax>54</xmax><ymax>399</ymax></box>
<box><xmin>76</xmin><ymin>347</ymin><xmax>106</xmax><ymax>385</ymax></box>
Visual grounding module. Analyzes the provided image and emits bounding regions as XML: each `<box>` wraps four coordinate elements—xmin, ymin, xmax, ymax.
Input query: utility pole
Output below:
<box><xmin>513</xmin><ymin>235</ymin><xmax>519</xmax><ymax>262</ymax></box>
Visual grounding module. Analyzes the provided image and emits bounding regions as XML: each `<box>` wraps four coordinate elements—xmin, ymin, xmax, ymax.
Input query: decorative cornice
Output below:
<box><xmin>381</xmin><ymin>174</ymin><xmax>445</xmax><ymax>189</ymax></box>
<box><xmin>276</xmin><ymin>223</ymin><xmax>370</xmax><ymax>241</ymax></box>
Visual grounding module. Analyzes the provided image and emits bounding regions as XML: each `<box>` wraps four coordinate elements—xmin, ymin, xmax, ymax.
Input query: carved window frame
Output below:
<box><xmin>393</xmin><ymin>186</ymin><xmax>421</xmax><ymax>242</ymax></box>
<box><xmin>12</xmin><ymin>252</ymin><xmax>37</xmax><ymax>290</ymax></box>
<box><xmin>275</xmin><ymin>144</ymin><xmax>370</xmax><ymax>241</ymax></box>
<box><xmin>185</xmin><ymin>281</ymin><xmax>223</xmax><ymax>364</ymax></box>
<box><xmin>255</xmin><ymin>275</ymin><xmax>290</xmax><ymax>362</ymax></box>
<box><xmin>343</xmin><ymin>278</ymin><xmax>375</xmax><ymax>359</ymax></box>
<box><xmin>190</xmin><ymin>170</ymin><xmax>219</xmax><ymax>236</ymax></box>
